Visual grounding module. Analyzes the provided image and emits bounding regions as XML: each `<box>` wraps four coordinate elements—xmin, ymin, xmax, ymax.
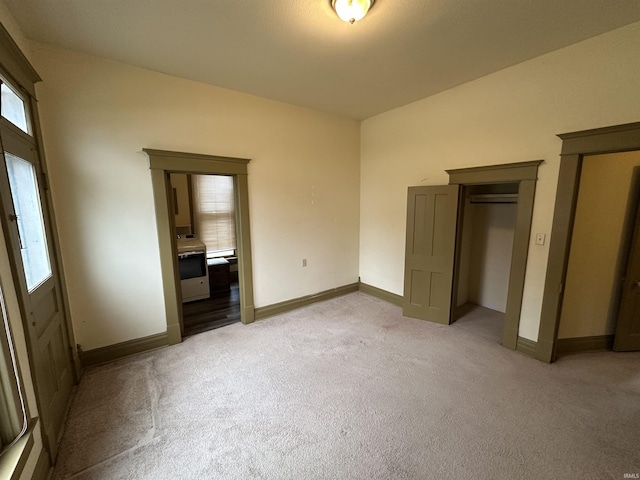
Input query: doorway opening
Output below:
<box><xmin>171</xmin><ymin>172</ymin><xmax>241</xmax><ymax>336</ymax></box>
<box><xmin>538</xmin><ymin>122</ymin><xmax>640</xmax><ymax>362</ymax></box>
<box><xmin>145</xmin><ymin>149</ymin><xmax>255</xmax><ymax>346</ymax></box>
<box><xmin>453</xmin><ymin>183</ymin><xmax>519</xmax><ymax>344</ymax></box>
<box><xmin>556</xmin><ymin>152</ymin><xmax>640</xmax><ymax>355</ymax></box>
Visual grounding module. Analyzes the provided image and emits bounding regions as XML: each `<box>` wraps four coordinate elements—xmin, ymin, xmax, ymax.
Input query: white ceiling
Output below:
<box><xmin>5</xmin><ymin>0</ymin><xmax>640</xmax><ymax>120</ymax></box>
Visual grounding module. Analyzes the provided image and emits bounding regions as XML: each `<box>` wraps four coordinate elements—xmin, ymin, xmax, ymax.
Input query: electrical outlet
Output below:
<box><xmin>302</xmin><ymin>258</ymin><xmax>307</xmax><ymax>267</ymax></box>
<box><xmin>535</xmin><ymin>233</ymin><xmax>546</xmax><ymax>246</ymax></box>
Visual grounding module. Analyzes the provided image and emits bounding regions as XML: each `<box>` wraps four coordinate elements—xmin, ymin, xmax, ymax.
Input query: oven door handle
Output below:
<box><xmin>178</xmin><ymin>251</ymin><xmax>205</xmax><ymax>258</ymax></box>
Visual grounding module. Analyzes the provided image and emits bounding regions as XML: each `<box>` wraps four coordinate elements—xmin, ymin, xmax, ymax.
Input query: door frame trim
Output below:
<box><xmin>538</xmin><ymin>121</ymin><xmax>640</xmax><ymax>362</ymax></box>
<box><xmin>144</xmin><ymin>149</ymin><xmax>255</xmax><ymax>345</ymax></box>
<box><xmin>447</xmin><ymin>160</ymin><xmax>542</xmax><ymax>351</ymax></box>
<box><xmin>0</xmin><ymin>23</ymin><xmax>78</xmax><ymax>463</ymax></box>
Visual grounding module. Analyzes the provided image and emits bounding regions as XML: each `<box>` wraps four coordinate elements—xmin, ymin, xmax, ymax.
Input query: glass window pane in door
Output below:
<box><xmin>1</xmin><ymin>84</ymin><xmax>29</xmax><ymax>134</ymax></box>
<box><xmin>5</xmin><ymin>153</ymin><xmax>51</xmax><ymax>291</ymax></box>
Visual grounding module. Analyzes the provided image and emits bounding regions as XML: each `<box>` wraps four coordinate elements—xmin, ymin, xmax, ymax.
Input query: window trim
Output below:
<box><xmin>0</xmin><ymin>280</ymin><xmax>26</xmax><ymax>451</ymax></box>
<box><xmin>0</xmin><ymin>26</ymin><xmax>40</xmax><ymax>100</ymax></box>
<box><xmin>0</xmin><ymin>419</ymin><xmax>35</xmax><ymax>480</ymax></box>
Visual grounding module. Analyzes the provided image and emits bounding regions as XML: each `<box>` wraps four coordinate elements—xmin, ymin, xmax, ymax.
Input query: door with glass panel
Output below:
<box><xmin>0</xmin><ymin>80</ymin><xmax>74</xmax><ymax>460</ymax></box>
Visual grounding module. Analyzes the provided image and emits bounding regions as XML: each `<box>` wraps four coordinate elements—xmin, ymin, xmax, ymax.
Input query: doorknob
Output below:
<box><xmin>8</xmin><ymin>213</ymin><xmax>18</xmax><ymax>222</ymax></box>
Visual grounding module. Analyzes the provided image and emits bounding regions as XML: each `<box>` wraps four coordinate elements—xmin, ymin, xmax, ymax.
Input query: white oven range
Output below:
<box><xmin>177</xmin><ymin>237</ymin><xmax>210</xmax><ymax>303</ymax></box>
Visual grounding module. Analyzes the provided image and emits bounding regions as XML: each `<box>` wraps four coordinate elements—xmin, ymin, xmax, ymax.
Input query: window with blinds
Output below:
<box><xmin>193</xmin><ymin>175</ymin><xmax>236</xmax><ymax>257</ymax></box>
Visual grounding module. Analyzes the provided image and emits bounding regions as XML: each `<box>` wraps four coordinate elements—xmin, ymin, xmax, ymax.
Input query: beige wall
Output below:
<box><xmin>0</xmin><ymin>3</ymin><xmax>45</xmax><ymax>477</ymax></box>
<box><xmin>360</xmin><ymin>21</ymin><xmax>640</xmax><ymax>341</ymax></box>
<box><xmin>558</xmin><ymin>151</ymin><xmax>640</xmax><ymax>339</ymax></box>
<box><xmin>30</xmin><ymin>42</ymin><xmax>361</xmax><ymax>351</ymax></box>
<box><xmin>0</xmin><ymin>0</ymin><xmax>28</xmax><ymax>56</ymax></box>
<box><xmin>462</xmin><ymin>203</ymin><xmax>517</xmax><ymax>313</ymax></box>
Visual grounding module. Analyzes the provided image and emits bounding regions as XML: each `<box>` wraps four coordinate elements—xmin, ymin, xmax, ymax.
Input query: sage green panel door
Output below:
<box><xmin>403</xmin><ymin>185</ymin><xmax>459</xmax><ymax>324</ymax></box>
<box><xmin>614</xmin><ymin>200</ymin><xmax>640</xmax><ymax>352</ymax></box>
<box><xmin>0</xmin><ymin>125</ymin><xmax>74</xmax><ymax>460</ymax></box>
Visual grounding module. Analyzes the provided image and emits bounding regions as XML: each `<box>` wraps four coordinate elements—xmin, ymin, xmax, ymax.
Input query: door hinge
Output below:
<box><xmin>41</xmin><ymin>172</ymin><xmax>49</xmax><ymax>191</ymax></box>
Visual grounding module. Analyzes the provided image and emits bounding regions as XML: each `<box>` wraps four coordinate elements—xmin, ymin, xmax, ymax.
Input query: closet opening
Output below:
<box><xmin>453</xmin><ymin>183</ymin><xmax>519</xmax><ymax>344</ymax></box>
<box><xmin>402</xmin><ymin>160</ymin><xmax>540</xmax><ymax>354</ymax></box>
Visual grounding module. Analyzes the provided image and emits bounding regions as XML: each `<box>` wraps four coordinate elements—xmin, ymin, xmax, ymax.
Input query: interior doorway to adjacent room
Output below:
<box><xmin>556</xmin><ymin>151</ymin><xmax>640</xmax><ymax>354</ymax></box>
<box><xmin>170</xmin><ymin>173</ymin><xmax>241</xmax><ymax>337</ymax></box>
<box><xmin>146</xmin><ymin>149</ymin><xmax>255</xmax><ymax>347</ymax></box>
<box><xmin>538</xmin><ymin>122</ymin><xmax>640</xmax><ymax>362</ymax></box>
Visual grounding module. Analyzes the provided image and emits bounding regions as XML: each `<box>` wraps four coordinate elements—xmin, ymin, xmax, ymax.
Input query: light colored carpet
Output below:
<box><xmin>52</xmin><ymin>293</ymin><xmax>640</xmax><ymax>479</ymax></box>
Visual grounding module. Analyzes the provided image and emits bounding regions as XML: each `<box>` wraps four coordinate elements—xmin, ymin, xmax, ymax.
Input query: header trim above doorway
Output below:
<box><xmin>446</xmin><ymin>160</ymin><xmax>543</xmax><ymax>185</ymax></box>
<box><xmin>144</xmin><ymin>148</ymin><xmax>250</xmax><ymax>175</ymax></box>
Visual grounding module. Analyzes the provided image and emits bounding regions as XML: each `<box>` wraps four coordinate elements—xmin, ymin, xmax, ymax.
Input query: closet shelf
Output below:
<box><xmin>468</xmin><ymin>193</ymin><xmax>518</xmax><ymax>204</ymax></box>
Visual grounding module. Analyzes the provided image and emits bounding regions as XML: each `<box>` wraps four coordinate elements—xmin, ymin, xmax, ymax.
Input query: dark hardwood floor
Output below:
<box><xmin>182</xmin><ymin>281</ymin><xmax>240</xmax><ymax>337</ymax></box>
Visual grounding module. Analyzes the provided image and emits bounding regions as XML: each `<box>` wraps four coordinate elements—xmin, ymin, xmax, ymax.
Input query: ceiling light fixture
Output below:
<box><xmin>331</xmin><ymin>0</ymin><xmax>375</xmax><ymax>24</ymax></box>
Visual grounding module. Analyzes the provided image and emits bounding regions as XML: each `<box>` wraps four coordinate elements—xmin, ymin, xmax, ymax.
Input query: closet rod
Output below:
<box><xmin>468</xmin><ymin>193</ymin><xmax>518</xmax><ymax>204</ymax></box>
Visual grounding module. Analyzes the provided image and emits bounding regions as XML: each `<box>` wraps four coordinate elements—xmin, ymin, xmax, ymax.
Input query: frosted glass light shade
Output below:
<box><xmin>332</xmin><ymin>0</ymin><xmax>374</xmax><ymax>24</ymax></box>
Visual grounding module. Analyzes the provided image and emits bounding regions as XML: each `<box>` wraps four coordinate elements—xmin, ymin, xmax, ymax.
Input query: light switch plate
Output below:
<box><xmin>535</xmin><ymin>233</ymin><xmax>546</xmax><ymax>246</ymax></box>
